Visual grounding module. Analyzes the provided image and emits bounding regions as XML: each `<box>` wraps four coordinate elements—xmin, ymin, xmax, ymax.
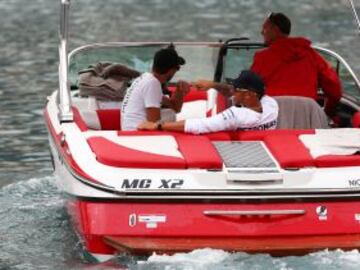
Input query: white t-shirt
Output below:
<box><xmin>184</xmin><ymin>95</ymin><xmax>278</xmax><ymax>134</ymax></box>
<box><xmin>121</xmin><ymin>72</ymin><xmax>162</xmax><ymax>130</ymax></box>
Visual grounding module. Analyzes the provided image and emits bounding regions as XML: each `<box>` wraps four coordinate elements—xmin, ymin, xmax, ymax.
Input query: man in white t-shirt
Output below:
<box><xmin>138</xmin><ymin>70</ymin><xmax>278</xmax><ymax>133</ymax></box>
<box><xmin>121</xmin><ymin>47</ymin><xmax>190</xmax><ymax>130</ymax></box>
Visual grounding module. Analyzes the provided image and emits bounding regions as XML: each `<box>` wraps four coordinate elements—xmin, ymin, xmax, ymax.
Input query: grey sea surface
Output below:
<box><xmin>1</xmin><ymin>0</ymin><xmax>360</xmax><ymax>269</ymax></box>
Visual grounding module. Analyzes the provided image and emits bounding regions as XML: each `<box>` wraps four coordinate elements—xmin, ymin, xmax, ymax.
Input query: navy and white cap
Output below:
<box><xmin>232</xmin><ymin>70</ymin><xmax>265</xmax><ymax>98</ymax></box>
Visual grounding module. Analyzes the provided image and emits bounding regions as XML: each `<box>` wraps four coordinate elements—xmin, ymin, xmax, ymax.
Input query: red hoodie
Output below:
<box><xmin>250</xmin><ymin>37</ymin><xmax>342</xmax><ymax>116</ymax></box>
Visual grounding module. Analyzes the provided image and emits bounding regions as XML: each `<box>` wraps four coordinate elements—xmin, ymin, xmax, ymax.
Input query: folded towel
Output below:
<box><xmin>78</xmin><ymin>62</ymin><xmax>140</xmax><ymax>101</ymax></box>
<box><xmin>299</xmin><ymin>128</ymin><xmax>360</xmax><ymax>158</ymax></box>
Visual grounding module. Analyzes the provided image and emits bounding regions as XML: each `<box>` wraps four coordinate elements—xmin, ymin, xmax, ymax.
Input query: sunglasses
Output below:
<box><xmin>234</xmin><ymin>88</ymin><xmax>249</xmax><ymax>93</ymax></box>
<box><xmin>267</xmin><ymin>12</ymin><xmax>277</xmax><ymax>25</ymax></box>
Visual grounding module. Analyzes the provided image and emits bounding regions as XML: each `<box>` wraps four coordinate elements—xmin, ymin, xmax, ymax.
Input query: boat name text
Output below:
<box><xmin>349</xmin><ymin>179</ymin><xmax>360</xmax><ymax>188</ymax></box>
<box><xmin>121</xmin><ymin>178</ymin><xmax>184</xmax><ymax>189</ymax></box>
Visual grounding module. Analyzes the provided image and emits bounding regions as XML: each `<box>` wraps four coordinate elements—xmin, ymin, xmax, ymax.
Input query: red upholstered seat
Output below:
<box><xmin>118</xmin><ymin>130</ymin><xmax>187</xmax><ymax>137</ymax></box>
<box><xmin>260</xmin><ymin>132</ymin><xmax>360</xmax><ymax>169</ymax></box>
<box><xmin>203</xmin><ymin>131</ymin><xmax>234</xmax><ymax>141</ymax></box>
<box><xmin>352</xmin><ymin>112</ymin><xmax>360</xmax><ymax>128</ymax></box>
<box><xmin>176</xmin><ymin>136</ymin><xmax>223</xmax><ymax>169</ymax></box>
<box><xmin>183</xmin><ymin>89</ymin><xmax>207</xmax><ymax>102</ymax></box>
<box><xmin>87</xmin><ymin>137</ymin><xmax>186</xmax><ymax>169</ymax></box>
<box><xmin>315</xmin><ymin>155</ymin><xmax>360</xmax><ymax>168</ymax></box>
<box><xmin>216</xmin><ymin>92</ymin><xmax>228</xmax><ymax>113</ymax></box>
<box><xmin>96</xmin><ymin>109</ymin><xmax>121</xmax><ymax>130</ymax></box>
<box><xmin>238</xmin><ymin>129</ymin><xmax>315</xmax><ymax>141</ymax></box>
<box><xmin>168</xmin><ymin>87</ymin><xmax>207</xmax><ymax>102</ymax></box>
<box><xmin>117</xmin><ymin>130</ymin><xmax>234</xmax><ymax>141</ymax></box>
<box><xmin>264</xmin><ymin>134</ymin><xmax>315</xmax><ymax>168</ymax></box>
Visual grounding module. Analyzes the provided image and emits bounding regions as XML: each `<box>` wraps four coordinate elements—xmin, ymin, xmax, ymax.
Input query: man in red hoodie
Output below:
<box><xmin>195</xmin><ymin>13</ymin><xmax>342</xmax><ymax>117</ymax></box>
<box><xmin>251</xmin><ymin>12</ymin><xmax>342</xmax><ymax>116</ymax></box>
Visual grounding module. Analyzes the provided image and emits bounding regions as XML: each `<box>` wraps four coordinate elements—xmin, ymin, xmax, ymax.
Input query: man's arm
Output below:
<box><xmin>138</xmin><ymin>120</ymin><xmax>185</xmax><ymax>132</ymax></box>
<box><xmin>138</xmin><ymin>108</ymin><xmax>237</xmax><ymax>134</ymax></box>
<box><xmin>145</xmin><ymin>107</ymin><xmax>161</xmax><ymax>122</ymax></box>
<box><xmin>193</xmin><ymin>80</ymin><xmax>233</xmax><ymax>97</ymax></box>
<box><xmin>162</xmin><ymin>81</ymin><xmax>190</xmax><ymax>113</ymax></box>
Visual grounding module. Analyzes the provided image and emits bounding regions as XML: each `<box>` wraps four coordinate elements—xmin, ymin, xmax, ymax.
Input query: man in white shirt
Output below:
<box><xmin>121</xmin><ymin>47</ymin><xmax>190</xmax><ymax>130</ymax></box>
<box><xmin>138</xmin><ymin>70</ymin><xmax>278</xmax><ymax>133</ymax></box>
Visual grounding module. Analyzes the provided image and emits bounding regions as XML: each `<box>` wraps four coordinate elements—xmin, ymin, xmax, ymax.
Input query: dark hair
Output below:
<box><xmin>152</xmin><ymin>47</ymin><xmax>185</xmax><ymax>74</ymax></box>
<box><xmin>268</xmin><ymin>12</ymin><xmax>291</xmax><ymax>35</ymax></box>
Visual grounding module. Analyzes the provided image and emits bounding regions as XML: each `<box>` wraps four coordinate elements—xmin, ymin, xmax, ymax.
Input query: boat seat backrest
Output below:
<box><xmin>72</xmin><ymin>87</ymin><xmax>218</xmax><ymax>131</ymax></box>
<box><xmin>274</xmin><ymin>96</ymin><xmax>329</xmax><ymax>129</ymax></box>
<box><xmin>72</xmin><ymin>106</ymin><xmax>121</xmax><ymax>131</ymax></box>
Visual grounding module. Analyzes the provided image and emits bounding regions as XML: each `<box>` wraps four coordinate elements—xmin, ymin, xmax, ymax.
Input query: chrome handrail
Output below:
<box><xmin>314</xmin><ymin>45</ymin><xmax>360</xmax><ymax>102</ymax></box>
<box><xmin>348</xmin><ymin>0</ymin><xmax>360</xmax><ymax>35</ymax></box>
<box><xmin>58</xmin><ymin>0</ymin><xmax>73</xmax><ymax>122</ymax></box>
<box><xmin>203</xmin><ymin>210</ymin><xmax>306</xmax><ymax>216</ymax></box>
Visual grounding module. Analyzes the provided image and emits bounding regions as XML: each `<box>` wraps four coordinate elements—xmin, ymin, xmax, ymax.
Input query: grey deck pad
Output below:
<box><xmin>213</xmin><ymin>141</ymin><xmax>278</xmax><ymax>169</ymax></box>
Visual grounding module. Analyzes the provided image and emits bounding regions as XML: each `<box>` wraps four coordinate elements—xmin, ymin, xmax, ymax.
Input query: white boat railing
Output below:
<box><xmin>58</xmin><ymin>0</ymin><xmax>73</xmax><ymax>122</ymax></box>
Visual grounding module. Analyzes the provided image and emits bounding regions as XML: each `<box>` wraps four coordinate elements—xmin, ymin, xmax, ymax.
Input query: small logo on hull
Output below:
<box><xmin>316</xmin><ymin>206</ymin><xmax>328</xmax><ymax>221</ymax></box>
<box><xmin>129</xmin><ymin>213</ymin><xmax>137</xmax><ymax>227</ymax></box>
<box><xmin>355</xmin><ymin>214</ymin><xmax>360</xmax><ymax>223</ymax></box>
<box><xmin>138</xmin><ymin>215</ymin><xmax>167</xmax><ymax>229</ymax></box>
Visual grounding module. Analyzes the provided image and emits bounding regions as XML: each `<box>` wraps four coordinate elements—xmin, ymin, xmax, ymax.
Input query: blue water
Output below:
<box><xmin>1</xmin><ymin>0</ymin><xmax>360</xmax><ymax>269</ymax></box>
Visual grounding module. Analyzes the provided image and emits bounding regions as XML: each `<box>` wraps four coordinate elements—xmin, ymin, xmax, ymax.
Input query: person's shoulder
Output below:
<box><xmin>253</xmin><ymin>46</ymin><xmax>278</xmax><ymax>62</ymax></box>
<box><xmin>140</xmin><ymin>72</ymin><xmax>155</xmax><ymax>81</ymax></box>
<box><xmin>262</xmin><ymin>95</ymin><xmax>278</xmax><ymax>107</ymax></box>
<box><xmin>139</xmin><ymin>72</ymin><xmax>161</xmax><ymax>86</ymax></box>
<box><xmin>262</xmin><ymin>95</ymin><xmax>276</xmax><ymax>102</ymax></box>
<box><xmin>254</xmin><ymin>47</ymin><xmax>270</xmax><ymax>58</ymax></box>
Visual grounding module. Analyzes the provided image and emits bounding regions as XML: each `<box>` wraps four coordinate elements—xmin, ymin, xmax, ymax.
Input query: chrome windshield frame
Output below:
<box><xmin>68</xmin><ymin>41</ymin><xmax>222</xmax><ymax>60</ymax></box>
<box><xmin>348</xmin><ymin>0</ymin><xmax>360</xmax><ymax>35</ymax></box>
<box><xmin>314</xmin><ymin>45</ymin><xmax>360</xmax><ymax>108</ymax></box>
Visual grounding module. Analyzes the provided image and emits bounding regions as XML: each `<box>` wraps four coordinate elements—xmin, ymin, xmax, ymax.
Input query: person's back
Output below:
<box><xmin>252</xmin><ymin>37</ymin><xmax>318</xmax><ymax>98</ymax></box>
<box><xmin>251</xmin><ymin>12</ymin><xmax>342</xmax><ymax>116</ymax></box>
<box><xmin>121</xmin><ymin>72</ymin><xmax>162</xmax><ymax>130</ymax></box>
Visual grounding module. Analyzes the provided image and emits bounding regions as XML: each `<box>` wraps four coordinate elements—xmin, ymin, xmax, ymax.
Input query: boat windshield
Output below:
<box><xmin>221</xmin><ymin>43</ymin><xmax>360</xmax><ymax>104</ymax></box>
<box><xmin>68</xmin><ymin>43</ymin><xmax>221</xmax><ymax>89</ymax></box>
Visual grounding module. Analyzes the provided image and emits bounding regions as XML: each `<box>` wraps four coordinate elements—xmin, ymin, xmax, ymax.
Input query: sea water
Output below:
<box><xmin>1</xmin><ymin>0</ymin><xmax>360</xmax><ymax>269</ymax></box>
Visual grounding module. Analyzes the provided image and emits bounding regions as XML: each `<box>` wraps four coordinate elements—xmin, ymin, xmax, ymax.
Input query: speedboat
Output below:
<box><xmin>45</xmin><ymin>0</ymin><xmax>360</xmax><ymax>262</ymax></box>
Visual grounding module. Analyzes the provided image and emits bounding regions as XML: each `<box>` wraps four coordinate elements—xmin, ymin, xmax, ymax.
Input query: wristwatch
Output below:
<box><xmin>156</xmin><ymin>120</ymin><xmax>163</xmax><ymax>130</ymax></box>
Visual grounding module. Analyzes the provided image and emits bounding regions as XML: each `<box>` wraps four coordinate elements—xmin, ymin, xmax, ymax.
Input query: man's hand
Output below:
<box><xmin>176</xmin><ymin>80</ymin><xmax>191</xmax><ymax>95</ymax></box>
<box><xmin>138</xmin><ymin>121</ymin><xmax>157</xmax><ymax>130</ymax></box>
<box><xmin>193</xmin><ymin>80</ymin><xmax>214</xmax><ymax>91</ymax></box>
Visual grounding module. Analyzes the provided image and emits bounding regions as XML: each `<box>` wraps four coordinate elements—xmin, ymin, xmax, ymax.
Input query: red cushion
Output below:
<box><xmin>176</xmin><ymin>136</ymin><xmax>223</xmax><ymax>169</ymax></box>
<box><xmin>87</xmin><ymin>137</ymin><xmax>186</xmax><ymax>169</ymax></box>
<box><xmin>168</xmin><ymin>86</ymin><xmax>207</xmax><ymax>102</ymax></box>
<box><xmin>315</xmin><ymin>155</ymin><xmax>360</xmax><ymax>168</ymax></box>
<box><xmin>118</xmin><ymin>130</ymin><xmax>235</xmax><ymax>141</ymax></box>
<box><xmin>264</xmin><ymin>135</ymin><xmax>315</xmax><ymax>168</ymax></box>
<box><xmin>72</xmin><ymin>107</ymin><xmax>88</xmax><ymax>131</ymax></box>
<box><xmin>238</xmin><ymin>129</ymin><xmax>315</xmax><ymax>141</ymax></box>
<box><xmin>352</xmin><ymin>112</ymin><xmax>360</xmax><ymax>128</ymax></box>
<box><xmin>216</xmin><ymin>93</ymin><xmax>228</xmax><ymax>113</ymax></box>
<box><xmin>96</xmin><ymin>109</ymin><xmax>121</xmax><ymax>130</ymax></box>
<box><xmin>204</xmin><ymin>132</ymin><xmax>234</xmax><ymax>141</ymax></box>
<box><xmin>118</xmin><ymin>130</ymin><xmax>188</xmax><ymax>137</ymax></box>
<box><xmin>183</xmin><ymin>89</ymin><xmax>207</xmax><ymax>102</ymax></box>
